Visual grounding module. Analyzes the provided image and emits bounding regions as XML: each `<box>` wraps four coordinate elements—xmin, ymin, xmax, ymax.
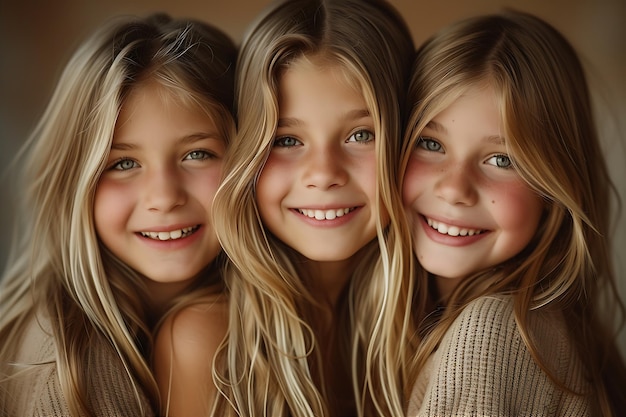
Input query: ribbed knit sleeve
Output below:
<box><xmin>3</xmin><ymin>312</ymin><xmax>154</xmax><ymax>417</ymax></box>
<box><xmin>407</xmin><ymin>295</ymin><xmax>594</xmax><ymax>417</ymax></box>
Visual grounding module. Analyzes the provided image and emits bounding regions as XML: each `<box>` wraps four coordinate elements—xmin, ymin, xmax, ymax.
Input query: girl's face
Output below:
<box><xmin>95</xmin><ymin>81</ymin><xmax>225</xmax><ymax>286</ymax></box>
<box><xmin>402</xmin><ymin>85</ymin><xmax>544</xmax><ymax>297</ymax></box>
<box><xmin>256</xmin><ymin>59</ymin><xmax>378</xmax><ymax>264</ymax></box>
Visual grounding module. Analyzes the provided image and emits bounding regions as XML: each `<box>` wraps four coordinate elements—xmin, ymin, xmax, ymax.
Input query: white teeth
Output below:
<box><xmin>427</xmin><ymin>217</ymin><xmax>482</xmax><ymax>237</ymax></box>
<box><xmin>298</xmin><ymin>208</ymin><xmax>353</xmax><ymax>220</ymax></box>
<box><xmin>140</xmin><ymin>226</ymin><xmax>198</xmax><ymax>241</ymax></box>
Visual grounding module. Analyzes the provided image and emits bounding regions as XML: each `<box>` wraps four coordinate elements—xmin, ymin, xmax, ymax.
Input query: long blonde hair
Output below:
<box><xmin>402</xmin><ymin>10</ymin><xmax>626</xmax><ymax>415</ymax></box>
<box><xmin>212</xmin><ymin>0</ymin><xmax>415</xmax><ymax>415</ymax></box>
<box><xmin>0</xmin><ymin>13</ymin><xmax>236</xmax><ymax>415</ymax></box>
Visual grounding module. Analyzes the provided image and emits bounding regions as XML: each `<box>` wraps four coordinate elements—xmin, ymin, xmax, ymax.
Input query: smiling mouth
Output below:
<box><xmin>426</xmin><ymin>217</ymin><xmax>484</xmax><ymax>236</ymax></box>
<box><xmin>139</xmin><ymin>225</ymin><xmax>199</xmax><ymax>241</ymax></box>
<box><xmin>296</xmin><ymin>207</ymin><xmax>356</xmax><ymax>220</ymax></box>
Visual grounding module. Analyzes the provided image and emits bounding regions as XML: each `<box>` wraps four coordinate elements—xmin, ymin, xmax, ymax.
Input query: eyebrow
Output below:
<box><xmin>424</xmin><ymin>120</ymin><xmax>446</xmax><ymax>134</ymax></box>
<box><xmin>277</xmin><ymin>108</ymin><xmax>371</xmax><ymax>128</ymax></box>
<box><xmin>424</xmin><ymin>120</ymin><xmax>505</xmax><ymax>144</ymax></box>
<box><xmin>485</xmin><ymin>135</ymin><xmax>505</xmax><ymax>145</ymax></box>
<box><xmin>110</xmin><ymin>132</ymin><xmax>222</xmax><ymax>150</ymax></box>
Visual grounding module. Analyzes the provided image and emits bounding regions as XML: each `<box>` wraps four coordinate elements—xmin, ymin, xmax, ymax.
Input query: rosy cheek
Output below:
<box><xmin>494</xmin><ymin>186</ymin><xmax>543</xmax><ymax>230</ymax></box>
<box><xmin>255</xmin><ymin>162</ymin><xmax>282</xmax><ymax>207</ymax></box>
<box><xmin>402</xmin><ymin>159</ymin><xmax>426</xmax><ymax>205</ymax></box>
<box><xmin>197</xmin><ymin>168</ymin><xmax>222</xmax><ymax>198</ymax></box>
<box><xmin>94</xmin><ymin>178</ymin><xmax>135</xmax><ymax>211</ymax></box>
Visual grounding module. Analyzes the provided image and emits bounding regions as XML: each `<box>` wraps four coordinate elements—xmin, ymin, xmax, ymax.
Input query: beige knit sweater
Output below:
<box><xmin>2</xmin><ymin>310</ymin><xmax>154</xmax><ymax>417</ymax></box>
<box><xmin>407</xmin><ymin>295</ymin><xmax>595</xmax><ymax>417</ymax></box>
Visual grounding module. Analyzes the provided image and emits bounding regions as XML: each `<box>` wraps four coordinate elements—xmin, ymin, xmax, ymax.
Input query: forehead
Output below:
<box><xmin>282</xmin><ymin>52</ymin><xmax>364</xmax><ymax>95</ymax></box>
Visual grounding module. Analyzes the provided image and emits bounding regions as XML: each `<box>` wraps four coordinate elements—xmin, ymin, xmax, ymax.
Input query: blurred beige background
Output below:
<box><xmin>1</xmin><ymin>0</ymin><xmax>624</xmax><ymax>353</ymax></box>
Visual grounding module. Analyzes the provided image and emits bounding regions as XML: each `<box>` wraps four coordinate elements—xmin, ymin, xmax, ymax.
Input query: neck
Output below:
<box><xmin>434</xmin><ymin>274</ymin><xmax>464</xmax><ymax>306</ymax></box>
<box><xmin>299</xmin><ymin>257</ymin><xmax>357</xmax><ymax>310</ymax></box>
<box><xmin>143</xmin><ymin>278</ymin><xmax>191</xmax><ymax>318</ymax></box>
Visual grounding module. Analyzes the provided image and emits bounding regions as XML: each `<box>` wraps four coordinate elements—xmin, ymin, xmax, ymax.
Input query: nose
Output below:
<box><xmin>435</xmin><ymin>162</ymin><xmax>478</xmax><ymax>206</ymax></box>
<box><xmin>142</xmin><ymin>166</ymin><xmax>186</xmax><ymax>212</ymax></box>
<box><xmin>301</xmin><ymin>145</ymin><xmax>349</xmax><ymax>189</ymax></box>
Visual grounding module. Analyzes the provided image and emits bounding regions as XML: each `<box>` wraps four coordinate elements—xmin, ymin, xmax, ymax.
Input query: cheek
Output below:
<box><xmin>492</xmin><ymin>183</ymin><xmax>544</xmax><ymax>235</ymax></box>
<box><xmin>255</xmin><ymin>157</ymin><xmax>286</xmax><ymax>208</ymax></box>
<box><xmin>195</xmin><ymin>166</ymin><xmax>222</xmax><ymax>204</ymax></box>
<box><xmin>93</xmin><ymin>179</ymin><xmax>133</xmax><ymax>234</ymax></box>
<box><xmin>358</xmin><ymin>154</ymin><xmax>377</xmax><ymax>198</ymax></box>
<box><xmin>402</xmin><ymin>157</ymin><xmax>425</xmax><ymax>205</ymax></box>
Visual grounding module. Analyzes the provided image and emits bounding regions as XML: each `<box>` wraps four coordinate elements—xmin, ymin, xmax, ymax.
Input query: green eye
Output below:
<box><xmin>185</xmin><ymin>150</ymin><xmax>211</xmax><ymax>160</ymax></box>
<box><xmin>348</xmin><ymin>130</ymin><xmax>374</xmax><ymax>143</ymax></box>
<box><xmin>417</xmin><ymin>137</ymin><xmax>442</xmax><ymax>152</ymax></box>
<box><xmin>486</xmin><ymin>154</ymin><xmax>512</xmax><ymax>169</ymax></box>
<box><xmin>274</xmin><ymin>136</ymin><xmax>301</xmax><ymax>147</ymax></box>
<box><xmin>112</xmin><ymin>159</ymin><xmax>139</xmax><ymax>170</ymax></box>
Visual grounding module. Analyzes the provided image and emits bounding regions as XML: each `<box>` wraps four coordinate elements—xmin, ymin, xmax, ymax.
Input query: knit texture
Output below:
<box><xmin>407</xmin><ymin>295</ymin><xmax>594</xmax><ymax>417</ymax></box>
<box><xmin>2</xmin><ymin>311</ymin><xmax>154</xmax><ymax>417</ymax></box>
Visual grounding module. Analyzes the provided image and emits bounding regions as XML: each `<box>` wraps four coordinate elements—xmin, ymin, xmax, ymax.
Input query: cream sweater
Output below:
<box><xmin>407</xmin><ymin>295</ymin><xmax>595</xmax><ymax>417</ymax></box>
<box><xmin>2</xmin><ymin>311</ymin><xmax>154</xmax><ymax>417</ymax></box>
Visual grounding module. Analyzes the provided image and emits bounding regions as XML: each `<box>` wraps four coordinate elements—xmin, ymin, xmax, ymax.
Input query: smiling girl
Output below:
<box><xmin>159</xmin><ymin>0</ymin><xmax>416</xmax><ymax>416</ymax></box>
<box><xmin>402</xmin><ymin>10</ymin><xmax>626</xmax><ymax>416</ymax></box>
<box><xmin>0</xmin><ymin>13</ymin><xmax>236</xmax><ymax>416</ymax></box>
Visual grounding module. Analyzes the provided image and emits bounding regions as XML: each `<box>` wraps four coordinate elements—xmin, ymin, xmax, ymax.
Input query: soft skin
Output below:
<box><xmin>95</xmin><ymin>81</ymin><xmax>225</xmax><ymax>290</ymax></box>
<box><xmin>256</xmin><ymin>59</ymin><xmax>378</xmax><ymax>268</ymax></box>
<box><xmin>402</xmin><ymin>85</ymin><xmax>544</xmax><ymax>298</ymax></box>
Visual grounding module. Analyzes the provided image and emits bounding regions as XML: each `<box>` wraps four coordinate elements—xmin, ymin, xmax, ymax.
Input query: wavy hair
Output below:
<box><xmin>0</xmin><ymin>13</ymin><xmax>236</xmax><ymax>415</ymax></box>
<box><xmin>401</xmin><ymin>10</ymin><xmax>626</xmax><ymax>415</ymax></box>
<box><xmin>212</xmin><ymin>0</ymin><xmax>415</xmax><ymax>415</ymax></box>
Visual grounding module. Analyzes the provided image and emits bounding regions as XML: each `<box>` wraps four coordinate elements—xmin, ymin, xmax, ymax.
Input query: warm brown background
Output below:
<box><xmin>1</xmin><ymin>0</ymin><xmax>624</xmax><ymax>353</ymax></box>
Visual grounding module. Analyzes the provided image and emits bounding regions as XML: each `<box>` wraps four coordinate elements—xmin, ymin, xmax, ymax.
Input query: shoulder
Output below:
<box><xmin>435</xmin><ymin>294</ymin><xmax>520</xmax><ymax>358</ymax></box>
<box><xmin>13</xmin><ymin>310</ymin><xmax>56</xmax><ymax>362</ymax></box>
<box><xmin>440</xmin><ymin>294</ymin><xmax>524</xmax><ymax>375</ymax></box>
<box><xmin>451</xmin><ymin>293</ymin><xmax>515</xmax><ymax>333</ymax></box>
<box><xmin>2</xmin><ymin>312</ymin><xmax>62</xmax><ymax>416</ymax></box>
<box><xmin>5</xmin><ymin>310</ymin><xmax>154</xmax><ymax>417</ymax></box>
<box><xmin>449</xmin><ymin>295</ymin><xmax>580</xmax><ymax>374</ymax></box>
<box><xmin>153</xmin><ymin>296</ymin><xmax>229</xmax><ymax>416</ymax></box>
<box><xmin>443</xmin><ymin>294</ymin><xmax>575</xmax><ymax>376</ymax></box>
<box><xmin>86</xmin><ymin>333</ymin><xmax>155</xmax><ymax>416</ymax></box>
<box><xmin>411</xmin><ymin>294</ymin><xmax>593</xmax><ymax>417</ymax></box>
<box><xmin>154</xmin><ymin>296</ymin><xmax>229</xmax><ymax>361</ymax></box>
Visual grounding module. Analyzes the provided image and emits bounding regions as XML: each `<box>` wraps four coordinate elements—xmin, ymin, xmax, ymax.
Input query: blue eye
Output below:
<box><xmin>185</xmin><ymin>150</ymin><xmax>213</xmax><ymax>160</ymax></box>
<box><xmin>417</xmin><ymin>136</ymin><xmax>442</xmax><ymax>152</ymax></box>
<box><xmin>486</xmin><ymin>154</ymin><xmax>513</xmax><ymax>169</ymax></box>
<box><xmin>112</xmin><ymin>159</ymin><xmax>139</xmax><ymax>170</ymax></box>
<box><xmin>348</xmin><ymin>129</ymin><xmax>374</xmax><ymax>143</ymax></box>
<box><xmin>273</xmin><ymin>136</ymin><xmax>301</xmax><ymax>147</ymax></box>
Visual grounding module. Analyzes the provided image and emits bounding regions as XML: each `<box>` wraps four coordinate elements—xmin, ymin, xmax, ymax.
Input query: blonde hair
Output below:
<box><xmin>402</xmin><ymin>10</ymin><xmax>626</xmax><ymax>415</ymax></box>
<box><xmin>0</xmin><ymin>13</ymin><xmax>236</xmax><ymax>415</ymax></box>
<box><xmin>212</xmin><ymin>0</ymin><xmax>415</xmax><ymax>415</ymax></box>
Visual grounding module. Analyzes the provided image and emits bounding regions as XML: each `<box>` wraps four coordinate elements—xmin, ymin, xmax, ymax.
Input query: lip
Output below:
<box><xmin>137</xmin><ymin>223</ymin><xmax>199</xmax><ymax>233</ymax></box>
<box><xmin>295</xmin><ymin>206</ymin><xmax>357</xmax><ymax>220</ymax></box>
<box><xmin>419</xmin><ymin>215</ymin><xmax>488</xmax><ymax>246</ymax></box>
<box><xmin>291</xmin><ymin>206</ymin><xmax>361</xmax><ymax>226</ymax></box>
<box><xmin>135</xmin><ymin>224</ymin><xmax>203</xmax><ymax>249</ymax></box>
<box><xmin>424</xmin><ymin>215</ymin><xmax>485</xmax><ymax>237</ymax></box>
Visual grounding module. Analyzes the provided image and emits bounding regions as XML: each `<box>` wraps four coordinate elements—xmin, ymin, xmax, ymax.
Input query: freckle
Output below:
<box><xmin>491</xmin><ymin>200</ymin><xmax>495</xmax><ymax>204</ymax></box>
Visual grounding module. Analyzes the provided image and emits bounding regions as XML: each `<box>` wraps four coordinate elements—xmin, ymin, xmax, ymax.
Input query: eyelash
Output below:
<box><xmin>108</xmin><ymin>149</ymin><xmax>216</xmax><ymax>171</ymax></box>
<box><xmin>184</xmin><ymin>150</ymin><xmax>216</xmax><ymax>160</ymax></box>
<box><xmin>110</xmin><ymin>158</ymin><xmax>139</xmax><ymax>171</ymax></box>
<box><xmin>486</xmin><ymin>154</ymin><xmax>513</xmax><ymax>169</ymax></box>
<box><xmin>273</xmin><ymin>136</ymin><xmax>301</xmax><ymax>147</ymax></box>
<box><xmin>416</xmin><ymin>136</ymin><xmax>514</xmax><ymax>169</ymax></box>
<box><xmin>347</xmin><ymin>129</ymin><xmax>375</xmax><ymax>143</ymax></box>
<box><xmin>273</xmin><ymin>129</ymin><xmax>375</xmax><ymax>147</ymax></box>
<box><xmin>416</xmin><ymin>136</ymin><xmax>441</xmax><ymax>152</ymax></box>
